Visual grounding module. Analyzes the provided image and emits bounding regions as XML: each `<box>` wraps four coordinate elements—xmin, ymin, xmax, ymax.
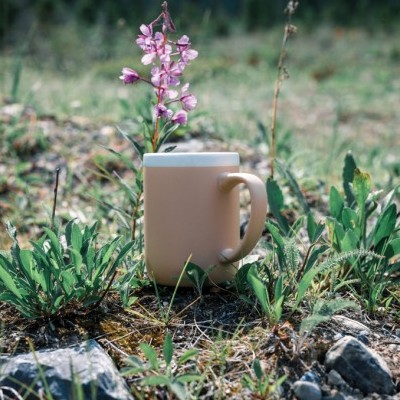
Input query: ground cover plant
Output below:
<box><xmin>1</xmin><ymin>1</ymin><xmax>400</xmax><ymax>399</ymax></box>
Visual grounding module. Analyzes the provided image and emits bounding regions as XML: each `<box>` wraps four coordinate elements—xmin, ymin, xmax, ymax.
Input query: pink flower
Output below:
<box><xmin>136</xmin><ymin>24</ymin><xmax>153</xmax><ymax>51</ymax></box>
<box><xmin>176</xmin><ymin>35</ymin><xmax>198</xmax><ymax>63</ymax></box>
<box><xmin>119</xmin><ymin>67</ymin><xmax>141</xmax><ymax>84</ymax></box>
<box><xmin>179</xmin><ymin>83</ymin><xmax>197</xmax><ymax>111</ymax></box>
<box><xmin>171</xmin><ymin>110</ymin><xmax>187</xmax><ymax>125</ymax></box>
<box><xmin>120</xmin><ymin>1</ymin><xmax>197</xmax><ymax>144</ymax></box>
<box><xmin>141</xmin><ymin>52</ymin><xmax>157</xmax><ymax>65</ymax></box>
<box><xmin>181</xmin><ymin>93</ymin><xmax>197</xmax><ymax>111</ymax></box>
<box><xmin>155</xmin><ymin>104</ymin><xmax>173</xmax><ymax>119</ymax></box>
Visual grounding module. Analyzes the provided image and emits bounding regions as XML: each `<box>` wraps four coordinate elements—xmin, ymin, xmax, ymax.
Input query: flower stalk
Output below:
<box><xmin>270</xmin><ymin>1</ymin><xmax>298</xmax><ymax>179</ymax></box>
<box><xmin>120</xmin><ymin>1</ymin><xmax>198</xmax><ymax>153</ymax></box>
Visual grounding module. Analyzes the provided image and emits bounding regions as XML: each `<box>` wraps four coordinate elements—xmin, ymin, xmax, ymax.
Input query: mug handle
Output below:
<box><xmin>218</xmin><ymin>172</ymin><xmax>267</xmax><ymax>263</ymax></box>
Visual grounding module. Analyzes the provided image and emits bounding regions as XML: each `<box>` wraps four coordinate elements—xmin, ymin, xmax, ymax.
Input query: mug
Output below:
<box><xmin>143</xmin><ymin>152</ymin><xmax>267</xmax><ymax>286</ymax></box>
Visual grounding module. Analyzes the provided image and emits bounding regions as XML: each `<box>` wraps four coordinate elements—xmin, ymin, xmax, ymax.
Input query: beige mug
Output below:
<box><xmin>143</xmin><ymin>152</ymin><xmax>267</xmax><ymax>286</ymax></box>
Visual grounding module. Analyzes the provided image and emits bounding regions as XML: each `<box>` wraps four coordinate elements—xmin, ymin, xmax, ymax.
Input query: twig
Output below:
<box><xmin>51</xmin><ymin>167</ymin><xmax>60</xmax><ymax>230</ymax></box>
<box><xmin>270</xmin><ymin>1</ymin><xmax>299</xmax><ymax>179</ymax></box>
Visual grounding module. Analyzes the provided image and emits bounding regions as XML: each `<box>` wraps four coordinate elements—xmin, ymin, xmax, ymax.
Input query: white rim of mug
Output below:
<box><xmin>143</xmin><ymin>152</ymin><xmax>240</xmax><ymax>167</ymax></box>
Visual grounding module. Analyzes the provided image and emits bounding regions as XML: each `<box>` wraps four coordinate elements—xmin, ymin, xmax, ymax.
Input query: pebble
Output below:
<box><xmin>327</xmin><ymin>369</ymin><xmax>347</xmax><ymax>387</ymax></box>
<box><xmin>388</xmin><ymin>343</ymin><xmax>400</xmax><ymax>352</ymax></box>
<box><xmin>322</xmin><ymin>389</ymin><xmax>346</xmax><ymax>400</ymax></box>
<box><xmin>293</xmin><ymin>380</ymin><xmax>322</xmax><ymax>400</ymax></box>
<box><xmin>333</xmin><ymin>333</ymin><xmax>344</xmax><ymax>341</ymax></box>
<box><xmin>301</xmin><ymin>371</ymin><xmax>321</xmax><ymax>384</ymax></box>
<box><xmin>332</xmin><ymin>316</ymin><xmax>371</xmax><ymax>335</ymax></box>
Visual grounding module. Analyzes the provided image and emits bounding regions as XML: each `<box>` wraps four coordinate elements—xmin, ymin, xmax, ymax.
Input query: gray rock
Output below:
<box><xmin>301</xmin><ymin>370</ymin><xmax>321</xmax><ymax>384</ymax></box>
<box><xmin>327</xmin><ymin>369</ymin><xmax>347</xmax><ymax>387</ymax></box>
<box><xmin>0</xmin><ymin>340</ymin><xmax>133</xmax><ymax>400</ymax></box>
<box><xmin>325</xmin><ymin>336</ymin><xmax>395</xmax><ymax>395</ymax></box>
<box><xmin>293</xmin><ymin>380</ymin><xmax>322</xmax><ymax>400</ymax></box>
<box><xmin>322</xmin><ymin>389</ymin><xmax>346</xmax><ymax>400</ymax></box>
<box><xmin>332</xmin><ymin>316</ymin><xmax>371</xmax><ymax>335</ymax></box>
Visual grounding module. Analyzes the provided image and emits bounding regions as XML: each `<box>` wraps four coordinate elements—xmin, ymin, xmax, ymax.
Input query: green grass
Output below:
<box><xmin>2</xmin><ymin>26</ymin><xmax>399</xmax><ymax>180</ymax></box>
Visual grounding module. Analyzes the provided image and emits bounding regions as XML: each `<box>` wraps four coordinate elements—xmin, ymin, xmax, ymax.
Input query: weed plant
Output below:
<box><xmin>0</xmin><ymin>220</ymin><xmax>133</xmax><ymax>319</ymax></box>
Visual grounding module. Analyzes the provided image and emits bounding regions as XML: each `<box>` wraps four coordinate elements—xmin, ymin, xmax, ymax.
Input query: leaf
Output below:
<box><xmin>374</xmin><ymin>203</ymin><xmax>397</xmax><ymax>247</ymax></box>
<box><xmin>69</xmin><ymin>248</ymin><xmax>83</xmax><ymax>276</ymax></box>
<box><xmin>43</xmin><ymin>228</ymin><xmax>63</xmax><ymax>264</ymax></box>
<box><xmin>99</xmin><ymin>237</ymin><xmax>121</xmax><ymax>267</ymax></box>
<box><xmin>139</xmin><ymin>343</ymin><xmax>159</xmax><ymax>371</ymax></box>
<box><xmin>342</xmin><ymin>151</ymin><xmax>357</xmax><ymax>207</ymax></box>
<box><xmin>169</xmin><ymin>381</ymin><xmax>187</xmax><ymax>400</ymax></box>
<box><xmin>175</xmin><ymin>373</ymin><xmax>202</xmax><ymax>383</ymax></box>
<box><xmin>294</xmin><ymin>267</ymin><xmax>319</xmax><ymax>310</ymax></box>
<box><xmin>141</xmin><ymin>375</ymin><xmax>169</xmax><ymax>386</ymax></box>
<box><xmin>178</xmin><ymin>349</ymin><xmax>198</xmax><ymax>364</ymax></box>
<box><xmin>117</xmin><ymin>126</ymin><xmax>145</xmax><ymax>158</ymax></box>
<box><xmin>253</xmin><ymin>359</ymin><xmax>263</xmax><ymax>381</ymax></box>
<box><xmin>0</xmin><ymin>261</ymin><xmax>22</xmax><ymax>299</ymax></box>
<box><xmin>266</xmin><ymin>178</ymin><xmax>289</xmax><ymax>235</ymax></box>
<box><xmin>185</xmin><ymin>262</ymin><xmax>209</xmax><ymax>292</ymax></box>
<box><xmin>103</xmin><ymin>146</ymin><xmax>137</xmax><ymax>172</ymax></box>
<box><xmin>329</xmin><ymin>186</ymin><xmax>344</xmax><ymax>220</ymax></box>
<box><xmin>234</xmin><ymin>263</ymin><xmax>252</xmax><ymax>293</ymax></box>
<box><xmin>340</xmin><ymin>230</ymin><xmax>359</xmax><ymax>252</ymax></box>
<box><xmin>156</xmin><ymin>124</ymin><xmax>179</xmax><ymax>152</ymax></box>
<box><xmin>275</xmin><ymin>160</ymin><xmax>311</xmax><ymax>214</ymax></box>
<box><xmin>70</xmin><ymin>223</ymin><xmax>83</xmax><ymax>252</ymax></box>
<box><xmin>353</xmin><ymin>168</ymin><xmax>371</xmax><ymax>210</ymax></box>
<box><xmin>60</xmin><ymin>270</ymin><xmax>77</xmax><ymax>295</ymax></box>
<box><xmin>307</xmin><ymin>213</ymin><xmax>325</xmax><ymax>244</ymax></box>
<box><xmin>274</xmin><ymin>275</ymin><xmax>283</xmax><ymax>301</ymax></box>
<box><xmin>384</xmin><ymin>238</ymin><xmax>400</xmax><ymax>259</ymax></box>
<box><xmin>341</xmin><ymin>207</ymin><xmax>359</xmax><ymax>232</ymax></box>
<box><xmin>111</xmin><ymin>240</ymin><xmax>134</xmax><ymax>270</ymax></box>
<box><xmin>247</xmin><ymin>265</ymin><xmax>269</xmax><ymax>314</ymax></box>
<box><xmin>300</xmin><ymin>299</ymin><xmax>357</xmax><ymax>336</ymax></box>
<box><xmin>304</xmin><ymin>245</ymin><xmax>329</xmax><ymax>273</ymax></box>
<box><xmin>265</xmin><ymin>221</ymin><xmax>286</xmax><ymax>268</ymax></box>
<box><xmin>163</xmin><ymin>333</ymin><xmax>173</xmax><ymax>368</ymax></box>
<box><xmin>16</xmin><ymin>249</ymin><xmax>35</xmax><ymax>284</ymax></box>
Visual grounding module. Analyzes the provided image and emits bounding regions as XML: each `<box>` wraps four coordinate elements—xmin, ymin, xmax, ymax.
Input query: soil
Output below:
<box><xmin>1</xmin><ymin>287</ymin><xmax>400</xmax><ymax>399</ymax></box>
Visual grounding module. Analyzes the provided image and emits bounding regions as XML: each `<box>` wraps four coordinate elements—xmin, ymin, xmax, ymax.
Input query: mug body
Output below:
<box><xmin>143</xmin><ymin>152</ymin><xmax>240</xmax><ymax>286</ymax></box>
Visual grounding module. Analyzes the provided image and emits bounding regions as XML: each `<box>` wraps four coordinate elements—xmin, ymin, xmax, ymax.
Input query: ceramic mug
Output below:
<box><xmin>143</xmin><ymin>152</ymin><xmax>267</xmax><ymax>286</ymax></box>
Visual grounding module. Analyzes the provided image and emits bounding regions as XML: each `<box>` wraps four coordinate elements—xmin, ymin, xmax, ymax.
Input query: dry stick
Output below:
<box><xmin>51</xmin><ymin>168</ymin><xmax>60</xmax><ymax>230</ymax></box>
<box><xmin>270</xmin><ymin>1</ymin><xmax>298</xmax><ymax>179</ymax></box>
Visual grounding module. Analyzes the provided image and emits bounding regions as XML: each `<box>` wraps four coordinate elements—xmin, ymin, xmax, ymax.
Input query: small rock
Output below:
<box><xmin>327</xmin><ymin>369</ymin><xmax>347</xmax><ymax>387</ymax></box>
<box><xmin>0</xmin><ymin>340</ymin><xmax>133</xmax><ymax>400</ymax></box>
<box><xmin>333</xmin><ymin>333</ymin><xmax>344</xmax><ymax>341</ymax></box>
<box><xmin>395</xmin><ymin>329</ymin><xmax>400</xmax><ymax>338</ymax></box>
<box><xmin>301</xmin><ymin>371</ymin><xmax>321</xmax><ymax>384</ymax></box>
<box><xmin>322</xmin><ymin>389</ymin><xmax>346</xmax><ymax>400</ymax></box>
<box><xmin>332</xmin><ymin>316</ymin><xmax>371</xmax><ymax>335</ymax></box>
<box><xmin>293</xmin><ymin>380</ymin><xmax>322</xmax><ymax>400</ymax></box>
<box><xmin>388</xmin><ymin>343</ymin><xmax>400</xmax><ymax>352</ymax></box>
<box><xmin>325</xmin><ymin>336</ymin><xmax>395</xmax><ymax>395</ymax></box>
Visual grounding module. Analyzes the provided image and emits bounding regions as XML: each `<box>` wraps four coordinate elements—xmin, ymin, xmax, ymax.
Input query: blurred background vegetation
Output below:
<box><xmin>2</xmin><ymin>0</ymin><xmax>400</xmax><ymax>50</ymax></box>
